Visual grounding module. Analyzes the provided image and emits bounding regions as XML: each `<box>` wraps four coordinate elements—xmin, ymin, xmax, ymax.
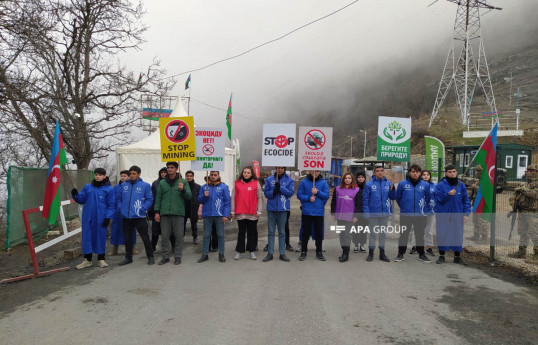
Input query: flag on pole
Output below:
<box><xmin>137</xmin><ymin>73</ymin><xmax>143</xmax><ymax>87</ymax></box>
<box><xmin>42</xmin><ymin>121</ymin><xmax>69</xmax><ymax>225</ymax></box>
<box><xmin>472</xmin><ymin>122</ymin><xmax>498</xmax><ymax>218</ymax></box>
<box><xmin>252</xmin><ymin>160</ymin><xmax>260</xmax><ymax>178</ymax></box>
<box><xmin>226</xmin><ymin>93</ymin><xmax>232</xmax><ymax>140</ymax></box>
<box><xmin>185</xmin><ymin>74</ymin><xmax>191</xmax><ymax>90</ymax></box>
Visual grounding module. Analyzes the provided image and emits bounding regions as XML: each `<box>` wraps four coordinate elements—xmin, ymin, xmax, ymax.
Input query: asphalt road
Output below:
<box><xmin>1</xmin><ymin>235</ymin><xmax>537</xmax><ymax>345</ymax></box>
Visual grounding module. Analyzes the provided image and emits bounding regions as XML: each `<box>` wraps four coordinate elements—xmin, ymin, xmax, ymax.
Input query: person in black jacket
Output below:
<box><xmin>184</xmin><ymin>170</ymin><xmax>201</xmax><ymax>244</ymax></box>
<box><xmin>353</xmin><ymin>171</ymin><xmax>368</xmax><ymax>253</ymax></box>
<box><xmin>150</xmin><ymin>167</ymin><xmax>167</xmax><ymax>252</ymax></box>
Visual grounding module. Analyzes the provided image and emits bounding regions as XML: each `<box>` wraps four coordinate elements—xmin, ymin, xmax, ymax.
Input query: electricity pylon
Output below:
<box><xmin>429</xmin><ymin>0</ymin><xmax>501</xmax><ymax>129</ymax></box>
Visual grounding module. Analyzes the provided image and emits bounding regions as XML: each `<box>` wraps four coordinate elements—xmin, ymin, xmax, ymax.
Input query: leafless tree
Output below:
<box><xmin>0</xmin><ymin>0</ymin><xmax>176</xmax><ymax>169</ymax></box>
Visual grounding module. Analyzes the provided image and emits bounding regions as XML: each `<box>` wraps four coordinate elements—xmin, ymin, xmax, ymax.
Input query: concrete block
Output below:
<box><xmin>64</xmin><ymin>247</ymin><xmax>82</xmax><ymax>261</ymax></box>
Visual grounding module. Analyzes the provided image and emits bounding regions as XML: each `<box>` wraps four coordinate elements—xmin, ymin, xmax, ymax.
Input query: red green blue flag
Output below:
<box><xmin>226</xmin><ymin>93</ymin><xmax>232</xmax><ymax>140</ymax></box>
<box><xmin>185</xmin><ymin>74</ymin><xmax>191</xmax><ymax>90</ymax></box>
<box><xmin>472</xmin><ymin>122</ymin><xmax>498</xmax><ymax>219</ymax></box>
<box><xmin>42</xmin><ymin>121</ymin><xmax>69</xmax><ymax>225</ymax></box>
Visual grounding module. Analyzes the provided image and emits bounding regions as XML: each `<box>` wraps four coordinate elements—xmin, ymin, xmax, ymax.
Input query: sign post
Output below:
<box><xmin>159</xmin><ymin>117</ymin><xmax>196</xmax><ymax>162</ymax></box>
<box><xmin>377</xmin><ymin>116</ymin><xmax>411</xmax><ymax>162</ymax></box>
<box><xmin>190</xmin><ymin>128</ymin><xmax>226</xmax><ymax>171</ymax></box>
<box><xmin>298</xmin><ymin>126</ymin><xmax>333</xmax><ymax>171</ymax></box>
<box><xmin>262</xmin><ymin>123</ymin><xmax>296</xmax><ymax>168</ymax></box>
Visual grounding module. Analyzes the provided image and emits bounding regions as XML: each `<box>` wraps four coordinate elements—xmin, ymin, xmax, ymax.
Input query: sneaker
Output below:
<box><xmin>394</xmin><ymin>254</ymin><xmax>405</xmax><ymax>262</ymax></box>
<box><xmin>148</xmin><ymin>257</ymin><xmax>155</xmax><ymax>265</ymax></box>
<box><xmin>436</xmin><ymin>256</ymin><xmax>446</xmax><ymax>264</ymax></box>
<box><xmin>409</xmin><ymin>247</ymin><xmax>417</xmax><ymax>255</ymax></box>
<box><xmin>193</xmin><ymin>237</ymin><xmax>199</xmax><ymax>245</ymax></box>
<box><xmin>359</xmin><ymin>245</ymin><xmax>366</xmax><ymax>252</ymax></box>
<box><xmin>76</xmin><ymin>259</ymin><xmax>93</xmax><ymax>270</ymax></box>
<box><xmin>118</xmin><ymin>258</ymin><xmax>133</xmax><ymax>266</ymax></box>
<box><xmin>299</xmin><ymin>252</ymin><xmax>307</xmax><ymax>261</ymax></box>
<box><xmin>262</xmin><ymin>254</ymin><xmax>273</xmax><ymax>262</ymax></box>
<box><xmin>418</xmin><ymin>254</ymin><xmax>432</xmax><ymax>263</ymax></box>
<box><xmin>234</xmin><ymin>253</ymin><xmax>242</xmax><ymax>260</ymax></box>
<box><xmin>263</xmin><ymin>244</ymin><xmax>268</xmax><ymax>252</ymax></box>
<box><xmin>353</xmin><ymin>246</ymin><xmax>359</xmax><ymax>253</ymax></box>
<box><xmin>98</xmin><ymin>260</ymin><xmax>109</xmax><ymax>268</ymax></box>
<box><xmin>295</xmin><ymin>243</ymin><xmax>302</xmax><ymax>253</ymax></box>
<box><xmin>250</xmin><ymin>252</ymin><xmax>257</xmax><ymax>260</ymax></box>
<box><xmin>219</xmin><ymin>254</ymin><xmax>226</xmax><ymax>263</ymax></box>
<box><xmin>453</xmin><ymin>257</ymin><xmax>467</xmax><ymax>266</ymax></box>
<box><xmin>286</xmin><ymin>244</ymin><xmax>294</xmax><ymax>252</ymax></box>
<box><xmin>366</xmin><ymin>254</ymin><xmax>373</xmax><ymax>262</ymax></box>
<box><xmin>316</xmin><ymin>253</ymin><xmax>326</xmax><ymax>261</ymax></box>
<box><xmin>197</xmin><ymin>255</ymin><xmax>209</xmax><ymax>263</ymax></box>
<box><xmin>174</xmin><ymin>257</ymin><xmax>181</xmax><ymax>265</ymax></box>
<box><xmin>279</xmin><ymin>254</ymin><xmax>291</xmax><ymax>262</ymax></box>
<box><xmin>426</xmin><ymin>248</ymin><xmax>435</xmax><ymax>257</ymax></box>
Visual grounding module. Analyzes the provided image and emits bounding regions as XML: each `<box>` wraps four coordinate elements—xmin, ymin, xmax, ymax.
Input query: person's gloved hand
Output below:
<box><xmin>273</xmin><ymin>181</ymin><xmax>281</xmax><ymax>193</ymax></box>
<box><xmin>71</xmin><ymin>188</ymin><xmax>79</xmax><ymax>197</ymax></box>
<box><xmin>101</xmin><ymin>218</ymin><xmax>111</xmax><ymax>227</ymax></box>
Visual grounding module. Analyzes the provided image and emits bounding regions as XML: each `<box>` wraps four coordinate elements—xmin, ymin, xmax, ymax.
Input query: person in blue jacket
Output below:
<box><xmin>117</xmin><ymin>165</ymin><xmax>154</xmax><ymax>266</ymax></box>
<box><xmin>297</xmin><ymin>170</ymin><xmax>330</xmax><ymax>261</ymax></box>
<box><xmin>390</xmin><ymin>164</ymin><xmax>432</xmax><ymax>263</ymax></box>
<box><xmin>410</xmin><ymin>170</ymin><xmax>437</xmax><ymax>256</ymax></box>
<box><xmin>434</xmin><ymin>164</ymin><xmax>471</xmax><ymax>265</ymax></box>
<box><xmin>109</xmin><ymin>170</ymin><xmax>137</xmax><ymax>256</ymax></box>
<box><xmin>71</xmin><ymin>168</ymin><xmax>115</xmax><ymax>269</ymax></box>
<box><xmin>362</xmin><ymin>164</ymin><xmax>393</xmax><ymax>262</ymax></box>
<box><xmin>263</xmin><ymin>166</ymin><xmax>294</xmax><ymax>262</ymax></box>
<box><xmin>197</xmin><ymin>171</ymin><xmax>231</xmax><ymax>263</ymax></box>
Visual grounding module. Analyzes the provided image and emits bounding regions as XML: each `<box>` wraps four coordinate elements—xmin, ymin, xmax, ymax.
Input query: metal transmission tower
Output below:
<box><xmin>429</xmin><ymin>0</ymin><xmax>501</xmax><ymax>129</ymax></box>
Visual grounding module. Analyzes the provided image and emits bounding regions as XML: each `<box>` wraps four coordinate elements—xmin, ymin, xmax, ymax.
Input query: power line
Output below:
<box><xmin>163</xmin><ymin>0</ymin><xmax>360</xmax><ymax>80</ymax></box>
<box><xmin>190</xmin><ymin>97</ymin><xmax>265</xmax><ymax>123</ymax></box>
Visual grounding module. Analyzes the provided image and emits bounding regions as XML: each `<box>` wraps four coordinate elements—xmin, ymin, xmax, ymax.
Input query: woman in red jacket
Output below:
<box><xmin>231</xmin><ymin>166</ymin><xmax>263</xmax><ymax>260</ymax></box>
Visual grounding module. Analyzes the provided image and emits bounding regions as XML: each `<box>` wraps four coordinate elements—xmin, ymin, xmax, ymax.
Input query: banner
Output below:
<box><xmin>142</xmin><ymin>108</ymin><xmax>173</xmax><ymax>121</ymax></box>
<box><xmin>262</xmin><ymin>123</ymin><xmax>296</xmax><ymax>167</ymax></box>
<box><xmin>298</xmin><ymin>126</ymin><xmax>333</xmax><ymax>171</ymax></box>
<box><xmin>377</xmin><ymin>116</ymin><xmax>411</xmax><ymax>162</ymax></box>
<box><xmin>159</xmin><ymin>117</ymin><xmax>196</xmax><ymax>162</ymax></box>
<box><xmin>252</xmin><ymin>160</ymin><xmax>260</xmax><ymax>178</ymax></box>
<box><xmin>424</xmin><ymin>136</ymin><xmax>445</xmax><ymax>183</ymax></box>
<box><xmin>190</xmin><ymin>127</ymin><xmax>226</xmax><ymax>171</ymax></box>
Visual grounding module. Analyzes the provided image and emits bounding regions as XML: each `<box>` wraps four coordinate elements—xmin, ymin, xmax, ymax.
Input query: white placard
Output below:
<box><xmin>190</xmin><ymin>127</ymin><xmax>226</xmax><ymax>171</ymax></box>
<box><xmin>297</xmin><ymin>126</ymin><xmax>333</xmax><ymax>171</ymax></box>
<box><xmin>261</xmin><ymin>123</ymin><xmax>296</xmax><ymax>167</ymax></box>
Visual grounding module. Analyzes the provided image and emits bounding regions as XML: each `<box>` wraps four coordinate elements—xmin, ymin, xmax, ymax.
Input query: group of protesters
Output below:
<box><xmin>71</xmin><ymin>160</ymin><xmax>474</xmax><ymax>269</ymax></box>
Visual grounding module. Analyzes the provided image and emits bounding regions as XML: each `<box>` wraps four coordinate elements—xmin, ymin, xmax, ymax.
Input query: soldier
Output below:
<box><xmin>510</xmin><ymin>164</ymin><xmax>538</xmax><ymax>258</ymax></box>
<box><xmin>468</xmin><ymin>165</ymin><xmax>489</xmax><ymax>242</ymax></box>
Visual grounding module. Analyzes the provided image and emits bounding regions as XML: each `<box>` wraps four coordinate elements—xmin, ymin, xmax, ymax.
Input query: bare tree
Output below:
<box><xmin>0</xmin><ymin>0</ymin><xmax>176</xmax><ymax>169</ymax></box>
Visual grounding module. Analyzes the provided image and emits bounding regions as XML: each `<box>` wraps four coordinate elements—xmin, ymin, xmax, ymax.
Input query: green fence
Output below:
<box><xmin>5</xmin><ymin>166</ymin><xmax>92</xmax><ymax>249</ymax></box>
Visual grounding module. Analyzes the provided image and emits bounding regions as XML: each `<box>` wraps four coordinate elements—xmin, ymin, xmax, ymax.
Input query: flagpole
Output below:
<box><xmin>188</xmin><ymin>83</ymin><xmax>191</xmax><ymax>116</ymax></box>
<box><xmin>462</xmin><ymin>121</ymin><xmax>498</xmax><ymax>176</ymax></box>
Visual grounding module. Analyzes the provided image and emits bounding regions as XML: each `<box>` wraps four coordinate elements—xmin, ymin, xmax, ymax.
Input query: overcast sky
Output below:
<box><xmin>122</xmin><ymin>0</ymin><xmax>536</xmax><ymax>163</ymax></box>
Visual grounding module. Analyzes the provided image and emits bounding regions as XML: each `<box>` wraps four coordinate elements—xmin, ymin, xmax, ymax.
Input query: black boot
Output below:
<box><xmin>339</xmin><ymin>246</ymin><xmax>350</xmax><ymax>262</ymax></box>
<box><xmin>366</xmin><ymin>249</ymin><xmax>374</xmax><ymax>262</ymax></box>
<box><xmin>379</xmin><ymin>249</ymin><xmax>390</xmax><ymax>262</ymax></box>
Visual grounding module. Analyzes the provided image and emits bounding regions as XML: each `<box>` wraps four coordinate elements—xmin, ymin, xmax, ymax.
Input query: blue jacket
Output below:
<box><xmin>434</xmin><ymin>178</ymin><xmax>471</xmax><ymax>215</ymax></box>
<box><xmin>362</xmin><ymin>176</ymin><xmax>394</xmax><ymax>217</ymax></box>
<box><xmin>297</xmin><ymin>175</ymin><xmax>330</xmax><ymax>216</ymax></box>
<box><xmin>264</xmin><ymin>173</ymin><xmax>295</xmax><ymax>212</ymax></box>
<box><xmin>117</xmin><ymin>178</ymin><xmax>153</xmax><ymax>219</ymax></box>
<box><xmin>390</xmin><ymin>178</ymin><xmax>431</xmax><ymax>216</ymax></box>
<box><xmin>197</xmin><ymin>181</ymin><xmax>231</xmax><ymax>217</ymax></box>
<box><xmin>427</xmin><ymin>182</ymin><xmax>437</xmax><ymax>214</ymax></box>
<box><xmin>73</xmin><ymin>179</ymin><xmax>115</xmax><ymax>254</ymax></box>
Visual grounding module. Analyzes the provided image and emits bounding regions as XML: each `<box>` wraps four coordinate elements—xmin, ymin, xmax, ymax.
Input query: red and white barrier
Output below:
<box><xmin>1</xmin><ymin>199</ymin><xmax>80</xmax><ymax>284</ymax></box>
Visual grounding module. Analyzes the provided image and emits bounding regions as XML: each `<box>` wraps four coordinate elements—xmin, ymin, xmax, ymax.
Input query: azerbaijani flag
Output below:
<box><xmin>226</xmin><ymin>93</ymin><xmax>232</xmax><ymax>140</ymax></box>
<box><xmin>472</xmin><ymin>122</ymin><xmax>498</xmax><ymax>219</ymax></box>
<box><xmin>42</xmin><ymin>121</ymin><xmax>69</xmax><ymax>225</ymax></box>
<box><xmin>185</xmin><ymin>74</ymin><xmax>191</xmax><ymax>90</ymax></box>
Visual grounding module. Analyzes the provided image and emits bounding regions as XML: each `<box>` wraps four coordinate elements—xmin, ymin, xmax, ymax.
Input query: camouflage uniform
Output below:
<box><xmin>467</xmin><ymin>166</ymin><xmax>489</xmax><ymax>241</ymax></box>
<box><xmin>510</xmin><ymin>164</ymin><xmax>538</xmax><ymax>257</ymax></box>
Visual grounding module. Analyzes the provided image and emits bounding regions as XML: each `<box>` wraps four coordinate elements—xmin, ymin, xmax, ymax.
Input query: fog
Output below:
<box><xmin>124</xmin><ymin>0</ymin><xmax>538</xmax><ymax>164</ymax></box>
